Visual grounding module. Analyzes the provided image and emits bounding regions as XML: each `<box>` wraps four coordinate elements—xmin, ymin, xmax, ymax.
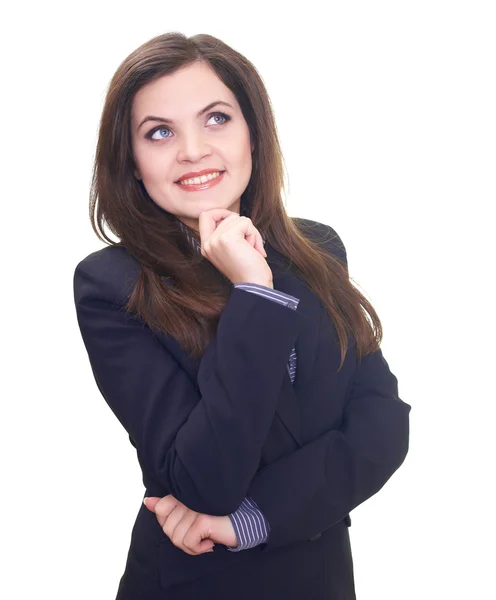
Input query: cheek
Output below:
<box><xmin>135</xmin><ymin>148</ymin><xmax>170</xmax><ymax>182</ymax></box>
<box><xmin>227</xmin><ymin>138</ymin><xmax>252</xmax><ymax>169</ymax></box>
<box><xmin>224</xmin><ymin>125</ymin><xmax>252</xmax><ymax>161</ymax></box>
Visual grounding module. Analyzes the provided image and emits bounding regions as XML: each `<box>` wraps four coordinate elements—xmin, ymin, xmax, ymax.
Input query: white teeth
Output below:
<box><xmin>178</xmin><ymin>171</ymin><xmax>222</xmax><ymax>185</ymax></box>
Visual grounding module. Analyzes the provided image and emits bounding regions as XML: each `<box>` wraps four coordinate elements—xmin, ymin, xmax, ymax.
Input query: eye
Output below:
<box><xmin>148</xmin><ymin>126</ymin><xmax>172</xmax><ymax>141</ymax></box>
<box><xmin>207</xmin><ymin>112</ymin><xmax>230</xmax><ymax>126</ymax></box>
<box><xmin>145</xmin><ymin>111</ymin><xmax>231</xmax><ymax>141</ymax></box>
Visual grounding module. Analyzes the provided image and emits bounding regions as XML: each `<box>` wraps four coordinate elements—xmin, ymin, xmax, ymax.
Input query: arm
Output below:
<box><xmin>226</xmin><ymin>282</ymin><xmax>300</xmax><ymax>551</ymax></box>
<box><xmin>246</xmin><ymin>345</ymin><xmax>411</xmax><ymax>552</ymax></box>
<box><xmin>224</xmin><ymin>220</ymin><xmax>349</xmax><ymax>551</ymax></box>
<box><xmin>235</xmin><ymin>221</ymin><xmax>410</xmax><ymax>552</ymax></box>
<box><xmin>73</xmin><ymin>253</ymin><xmax>304</xmax><ymax>516</ymax></box>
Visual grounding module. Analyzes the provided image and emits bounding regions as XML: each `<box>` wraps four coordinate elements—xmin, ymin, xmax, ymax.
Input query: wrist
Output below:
<box><xmin>252</xmin><ymin>278</ymin><xmax>274</xmax><ymax>289</ymax></box>
<box><xmin>233</xmin><ymin>279</ymin><xmax>274</xmax><ymax>289</ymax></box>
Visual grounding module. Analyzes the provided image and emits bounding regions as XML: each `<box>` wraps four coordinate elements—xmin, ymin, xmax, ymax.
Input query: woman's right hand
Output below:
<box><xmin>198</xmin><ymin>209</ymin><xmax>273</xmax><ymax>288</ymax></box>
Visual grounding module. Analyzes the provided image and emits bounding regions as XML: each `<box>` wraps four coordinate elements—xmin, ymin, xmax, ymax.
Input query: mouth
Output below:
<box><xmin>175</xmin><ymin>170</ymin><xmax>226</xmax><ymax>191</ymax></box>
<box><xmin>175</xmin><ymin>170</ymin><xmax>225</xmax><ymax>185</ymax></box>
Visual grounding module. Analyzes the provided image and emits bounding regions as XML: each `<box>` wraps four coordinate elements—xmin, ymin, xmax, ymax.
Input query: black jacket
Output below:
<box><xmin>73</xmin><ymin>218</ymin><xmax>411</xmax><ymax>595</ymax></box>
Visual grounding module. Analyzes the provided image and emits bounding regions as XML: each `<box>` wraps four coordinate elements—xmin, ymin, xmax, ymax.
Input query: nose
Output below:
<box><xmin>176</xmin><ymin>128</ymin><xmax>212</xmax><ymax>163</ymax></box>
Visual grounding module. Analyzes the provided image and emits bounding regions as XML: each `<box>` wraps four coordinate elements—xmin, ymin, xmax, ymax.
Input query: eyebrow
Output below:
<box><xmin>137</xmin><ymin>100</ymin><xmax>234</xmax><ymax>131</ymax></box>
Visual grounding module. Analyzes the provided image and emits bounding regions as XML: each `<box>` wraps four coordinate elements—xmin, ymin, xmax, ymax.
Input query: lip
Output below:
<box><xmin>175</xmin><ymin>169</ymin><xmax>225</xmax><ymax>183</ymax></box>
<box><xmin>175</xmin><ymin>170</ymin><xmax>226</xmax><ymax>192</ymax></box>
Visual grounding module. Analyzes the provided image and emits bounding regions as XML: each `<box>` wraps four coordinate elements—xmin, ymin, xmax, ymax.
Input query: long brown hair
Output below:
<box><xmin>89</xmin><ymin>31</ymin><xmax>382</xmax><ymax>371</ymax></box>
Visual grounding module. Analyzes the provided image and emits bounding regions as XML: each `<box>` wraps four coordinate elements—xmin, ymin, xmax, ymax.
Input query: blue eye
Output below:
<box><xmin>146</xmin><ymin>111</ymin><xmax>231</xmax><ymax>141</ymax></box>
<box><xmin>149</xmin><ymin>127</ymin><xmax>172</xmax><ymax>141</ymax></box>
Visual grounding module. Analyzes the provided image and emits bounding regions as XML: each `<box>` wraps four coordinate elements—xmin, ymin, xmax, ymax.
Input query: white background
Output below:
<box><xmin>1</xmin><ymin>1</ymin><xmax>494</xmax><ymax>598</ymax></box>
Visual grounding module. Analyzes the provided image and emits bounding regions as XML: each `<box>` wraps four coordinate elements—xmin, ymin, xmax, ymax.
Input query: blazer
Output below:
<box><xmin>73</xmin><ymin>218</ymin><xmax>411</xmax><ymax>597</ymax></box>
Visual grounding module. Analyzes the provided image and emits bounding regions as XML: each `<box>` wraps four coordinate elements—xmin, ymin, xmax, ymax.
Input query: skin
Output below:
<box><xmin>131</xmin><ymin>63</ymin><xmax>265</xmax><ymax>552</ymax></box>
<box><xmin>131</xmin><ymin>61</ymin><xmax>255</xmax><ymax>233</ymax></box>
<box><xmin>144</xmin><ymin>495</ymin><xmax>238</xmax><ymax>554</ymax></box>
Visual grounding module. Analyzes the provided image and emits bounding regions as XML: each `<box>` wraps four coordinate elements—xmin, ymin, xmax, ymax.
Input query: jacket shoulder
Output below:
<box><xmin>73</xmin><ymin>244</ymin><xmax>141</xmax><ymax>305</ymax></box>
<box><xmin>292</xmin><ymin>217</ymin><xmax>348</xmax><ymax>267</ymax></box>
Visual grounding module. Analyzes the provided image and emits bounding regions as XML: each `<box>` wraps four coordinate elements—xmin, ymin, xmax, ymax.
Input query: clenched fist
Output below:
<box><xmin>198</xmin><ymin>209</ymin><xmax>273</xmax><ymax>288</ymax></box>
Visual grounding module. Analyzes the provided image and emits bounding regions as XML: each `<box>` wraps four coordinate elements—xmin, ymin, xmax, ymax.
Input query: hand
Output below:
<box><xmin>143</xmin><ymin>494</ymin><xmax>238</xmax><ymax>555</ymax></box>
<box><xmin>198</xmin><ymin>209</ymin><xmax>273</xmax><ymax>287</ymax></box>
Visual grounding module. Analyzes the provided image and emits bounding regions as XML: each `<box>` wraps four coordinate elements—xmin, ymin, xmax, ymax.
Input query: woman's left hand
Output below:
<box><xmin>143</xmin><ymin>494</ymin><xmax>238</xmax><ymax>555</ymax></box>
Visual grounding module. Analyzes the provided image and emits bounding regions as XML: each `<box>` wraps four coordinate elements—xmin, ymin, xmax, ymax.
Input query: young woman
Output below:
<box><xmin>73</xmin><ymin>31</ymin><xmax>411</xmax><ymax>600</ymax></box>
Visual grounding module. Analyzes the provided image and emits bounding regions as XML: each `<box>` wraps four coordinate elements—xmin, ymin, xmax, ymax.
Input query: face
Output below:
<box><xmin>131</xmin><ymin>62</ymin><xmax>254</xmax><ymax>232</ymax></box>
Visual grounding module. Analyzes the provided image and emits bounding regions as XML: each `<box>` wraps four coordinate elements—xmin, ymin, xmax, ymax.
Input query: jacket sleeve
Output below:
<box><xmin>246</xmin><ymin>346</ymin><xmax>411</xmax><ymax>552</ymax></box>
<box><xmin>73</xmin><ymin>255</ymin><xmax>304</xmax><ymax>516</ymax></box>
<box><xmin>242</xmin><ymin>219</ymin><xmax>410</xmax><ymax>551</ymax></box>
<box><xmin>226</xmin><ymin>282</ymin><xmax>300</xmax><ymax>551</ymax></box>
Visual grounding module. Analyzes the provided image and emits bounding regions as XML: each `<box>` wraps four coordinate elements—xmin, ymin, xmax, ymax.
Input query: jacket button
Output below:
<box><xmin>308</xmin><ymin>533</ymin><xmax>322</xmax><ymax>541</ymax></box>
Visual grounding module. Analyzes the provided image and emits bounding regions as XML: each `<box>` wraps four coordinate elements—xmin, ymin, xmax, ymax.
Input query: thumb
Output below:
<box><xmin>143</xmin><ymin>496</ymin><xmax>161</xmax><ymax>512</ymax></box>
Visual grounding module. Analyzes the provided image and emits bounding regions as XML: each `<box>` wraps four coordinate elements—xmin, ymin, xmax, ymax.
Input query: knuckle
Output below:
<box><xmin>172</xmin><ymin>538</ymin><xmax>193</xmax><ymax>555</ymax></box>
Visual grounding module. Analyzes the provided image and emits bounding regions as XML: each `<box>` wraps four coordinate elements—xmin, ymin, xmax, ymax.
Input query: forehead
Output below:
<box><xmin>131</xmin><ymin>62</ymin><xmax>237</xmax><ymax>122</ymax></box>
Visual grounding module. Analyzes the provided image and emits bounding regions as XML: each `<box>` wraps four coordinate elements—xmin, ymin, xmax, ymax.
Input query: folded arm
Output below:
<box><xmin>245</xmin><ymin>346</ymin><xmax>411</xmax><ymax>551</ymax></box>
<box><xmin>73</xmin><ymin>252</ymin><xmax>303</xmax><ymax>517</ymax></box>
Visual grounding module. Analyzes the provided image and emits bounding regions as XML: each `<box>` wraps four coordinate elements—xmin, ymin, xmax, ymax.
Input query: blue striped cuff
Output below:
<box><xmin>226</xmin><ymin>497</ymin><xmax>270</xmax><ymax>551</ymax></box>
<box><xmin>233</xmin><ymin>283</ymin><xmax>300</xmax><ymax>311</ymax></box>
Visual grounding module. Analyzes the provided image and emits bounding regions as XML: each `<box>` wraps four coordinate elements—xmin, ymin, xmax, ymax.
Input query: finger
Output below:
<box><xmin>198</xmin><ymin>209</ymin><xmax>237</xmax><ymax>246</ymax></box>
<box><xmin>171</xmin><ymin>512</ymin><xmax>202</xmax><ymax>555</ymax></box>
<box><xmin>200</xmin><ymin>214</ymin><xmax>241</xmax><ymax>258</ymax></box>
<box><xmin>205</xmin><ymin>213</ymin><xmax>240</xmax><ymax>240</ymax></box>
<box><xmin>153</xmin><ymin>495</ymin><xmax>179</xmax><ymax>528</ymax></box>
<box><xmin>257</xmin><ymin>233</ymin><xmax>267</xmax><ymax>258</ymax></box>
<box><xmin>253</xmin><ymin>227</ymin><xmax>266</xmax><ymax>257</ymax></box>
<box><xmin>196</xmin><ymin>538</ymin><xmax>216</xmax><ymax>554</ymax></box>
<box><xmin>245</xmin><ymin>231</ymin><xmax>256</xmax><ymax>247</ymax></box>
<box><xmin>143</xmin><ymin>497</ymin><xmax>161</xmax><ymax>512</ymax></box>
<box><xmin>239</xmin><ymin>220</ymin><xmax>266</xmax><ymax>257</ymax></box>
<box><xmin>163</xmin><ymin>504</ymin><xmax>188</xmax><ymax>540</ymax></box>
<box><xmin>183</xmin><ymin>519</ymin><xmax>215</xmax><ymax>555</ymax></box>
<box><xmin>189</xmin><ymin>534</ymin><xmax>215</xmax><ymax>554</ymax></box>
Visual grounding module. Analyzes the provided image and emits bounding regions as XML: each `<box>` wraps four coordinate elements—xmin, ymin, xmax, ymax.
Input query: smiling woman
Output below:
<box><xmin>75</xmin><ymin>30</ymin><xmax>411</xmax><ymax>600</ymax></box>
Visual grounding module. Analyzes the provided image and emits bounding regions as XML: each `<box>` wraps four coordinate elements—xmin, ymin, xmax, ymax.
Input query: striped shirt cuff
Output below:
<box><xmin>226</xmin><ymin>497</ymin><xmax>271</xmax><ymax>551</ymax></box>
<box><xmin>233</xmin><ymin>283</ymin><xmax>300</xmax><ymax>311</ymax></box>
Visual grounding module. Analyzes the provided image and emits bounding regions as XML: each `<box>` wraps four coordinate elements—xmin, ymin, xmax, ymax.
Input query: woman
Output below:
<box><xmin>73</xmin><ymin>31</ymin><xmax>411</xmax><ymax>599</ymax></box>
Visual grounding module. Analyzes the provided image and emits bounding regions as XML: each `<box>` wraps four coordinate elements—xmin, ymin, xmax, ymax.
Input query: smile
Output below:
<box><xmin>175</xmin><ymin>171</ymin><xmax>226</xmax><ymax>191</ymax></box>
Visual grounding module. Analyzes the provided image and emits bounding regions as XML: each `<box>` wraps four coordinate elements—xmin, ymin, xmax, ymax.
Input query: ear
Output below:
<box><xmin>134</xmin><ymin>168</ymin><xmax>142</xmax><ymax>180</ymax></box>
<box><xmin>251</xmin><ymin>141</ymin><xmax>255</xmax><ymax>153</ymax></box>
